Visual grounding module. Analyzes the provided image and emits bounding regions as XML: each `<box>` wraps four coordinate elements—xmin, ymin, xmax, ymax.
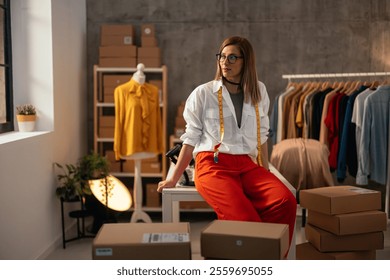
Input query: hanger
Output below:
<box><xmin>370</xmin><ymin>80</ymin><xmax>380</xmax><ymax>89</ymax></box>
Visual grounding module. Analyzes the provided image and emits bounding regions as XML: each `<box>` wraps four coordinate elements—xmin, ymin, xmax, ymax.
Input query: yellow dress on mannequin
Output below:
<box><xmin>113</xmin><ymin>63</ymin><xmax>162</xmax><ymax>223</ymax></box>
<box><xmin>113</xmin><ymin>66</ymin><xmax>162</xmax><ymax>160</ymax></box>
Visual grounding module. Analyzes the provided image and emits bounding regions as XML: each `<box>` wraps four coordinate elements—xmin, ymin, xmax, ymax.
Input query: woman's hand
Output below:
<box><xmin>157</xmin><ymin>179</ymin><xmax>177</xmax><ymax>193</ymax></box>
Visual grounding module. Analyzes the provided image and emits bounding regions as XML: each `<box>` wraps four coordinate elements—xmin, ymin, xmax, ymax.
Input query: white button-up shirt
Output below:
<box><xmin>180</xmin><ymin>79</ymin><xmax>270</xmax><ymax>162</ymax></box>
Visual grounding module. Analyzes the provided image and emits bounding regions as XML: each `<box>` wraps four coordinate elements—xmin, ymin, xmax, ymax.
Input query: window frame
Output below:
<box><xmin>0</xmin><ymin>0</ymin><xmax>13</xmax><ymax>134</ymax></box>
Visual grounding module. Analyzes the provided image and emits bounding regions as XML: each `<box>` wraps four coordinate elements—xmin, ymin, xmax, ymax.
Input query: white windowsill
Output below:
<box><xmin>0</xmin><ymin>131</ymin><xmax>51</xmax><ymax>145</ymax></box>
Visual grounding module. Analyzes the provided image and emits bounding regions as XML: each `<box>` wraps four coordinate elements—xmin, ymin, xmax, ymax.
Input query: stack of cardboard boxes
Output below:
<box><xmin>98</xmin><ymin>74</ymin><xmax>131</xmax><ymax>140</ymax></box>
<box><xmin>98</xmin><ymin>24</ymin><xmax>163</xmax><ymax>177</ymax></box>
<box><xmin>99</xmin><ymin>24</ymin><xmax>137</xmax><ymax>67</ymax></box>
<box><xmin>137</xmin><ymin>24</ymin><xmax>161</xmax><ymax>68</ymax></box>
<box><xmin>297</xmin><ymin>186</ymin><xmax>387</xmax><ymax>260</ymax></box>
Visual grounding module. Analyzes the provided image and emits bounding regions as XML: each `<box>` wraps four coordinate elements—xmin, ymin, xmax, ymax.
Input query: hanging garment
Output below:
<box><xmin>356</xmin><ymin>85</ymin><xmax>390</xmax><ymax>185</ymax></box>
<box><xmin>324</xmin><ymin>91</ymin><xmax>346</xmax><ymax>170</ymax></box>
<box><xmin>319</xmin><ymin>88</ymin><xmax>339</xmax><ymax>147</ymax></box>
<box><xmin>276</xmin><ymin>85</ymin><xmax>295</xmax><ymax>143</ymax></box>
<box><xmin>270</xmin><ymin>138</ymin><xmax>334</xmax><ymax>190</ymax></box>
<box><xmin>113</xmin><ymin>79</ymin><xmax>163</xmax><ymax>160</ymax></box>
<box><xmin>336</xmin><ymin>85</ymin><xmax>368</xmax><ymax>182</ymax></box>
<box><xmin>351</xmin><ymin>88</ymin><xmax>374</xmax><ymax>157</ymax></box>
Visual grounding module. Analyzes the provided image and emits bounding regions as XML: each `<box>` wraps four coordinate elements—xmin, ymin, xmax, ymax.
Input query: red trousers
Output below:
<box><xmin>195</xmin><ymin>152</ymin><xmax>297</xmax><ymax>246</ymax></box>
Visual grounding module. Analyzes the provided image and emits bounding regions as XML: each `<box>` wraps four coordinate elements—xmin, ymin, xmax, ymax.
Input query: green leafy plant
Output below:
<box><xmin>77</xmin><ymin>151</ymin><xmax>110</xmax><ymax>182</ymax></box>
<box><xmin>16</xmin><ymin>104</ymin><xmax>36</xmax><ymax>115</ymax></box>
<box><xmin>55</xmin><ymin>152</ymin><xmax>110</xmax><ymax>200</ymax></box>
<box><xmin>55</xmin><ymin>163</ymin><xmax>82</xmax><ymax>201</ymax></box>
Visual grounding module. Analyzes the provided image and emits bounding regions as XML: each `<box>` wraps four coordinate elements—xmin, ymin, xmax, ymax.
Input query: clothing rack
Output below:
<box><xmin>281</xmin><ymin>71</ymin><xmax>390</xmax><ymax>220</ymax></box>
<box><xmin>282</xmin><ymin>71</ymin><xmax>390</xmax><ymax>80</ymax></box>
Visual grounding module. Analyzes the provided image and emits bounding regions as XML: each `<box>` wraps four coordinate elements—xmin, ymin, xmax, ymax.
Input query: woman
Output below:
<box><xmin>158</xmin><ymin>36</ymin><xmax>296</xmax><ymax>245</ymax></box>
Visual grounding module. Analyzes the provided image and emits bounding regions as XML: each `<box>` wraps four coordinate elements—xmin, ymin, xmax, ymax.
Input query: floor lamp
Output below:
<box><xmin>89</xmin><ymin>175</ymin><xmax>132</xmax><ymax>217</ymax></box>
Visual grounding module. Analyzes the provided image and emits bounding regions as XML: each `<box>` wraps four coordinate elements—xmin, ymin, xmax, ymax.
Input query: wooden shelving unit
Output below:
<box><xmin>93</xmin><ymin>64</ymin><xmax>168</xmax><ymax>179</ymax></box>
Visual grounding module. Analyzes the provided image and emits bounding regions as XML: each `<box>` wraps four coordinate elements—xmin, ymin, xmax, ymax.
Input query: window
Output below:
<box><xmin>0</xmin><ymin>0</ymin><xmax>12</xmax><ymax>134</ymax></box>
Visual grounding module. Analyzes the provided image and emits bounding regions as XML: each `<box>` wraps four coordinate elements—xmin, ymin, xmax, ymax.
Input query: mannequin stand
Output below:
<box><xmin>130</xmin><ymin>158</ymin><xmax>152</xmax><ymax>223</ymax></box>
<box><xmin>122</xmin><ymin>152</ymin><xmax>154</xmax><ymax>223</ymax></box>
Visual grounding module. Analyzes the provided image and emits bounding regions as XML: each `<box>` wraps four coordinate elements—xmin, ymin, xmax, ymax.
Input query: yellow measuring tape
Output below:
<box><xmin>214</xmin><ymin>86</ymin><xmax>263</xmax><ymax>166</ymax></box>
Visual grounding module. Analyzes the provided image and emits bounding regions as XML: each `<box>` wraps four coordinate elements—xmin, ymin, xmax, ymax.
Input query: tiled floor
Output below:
<box><xmin>45</xmin><ymin>209</ymin><xmax>390</xmax><ymax>260</ymax></box>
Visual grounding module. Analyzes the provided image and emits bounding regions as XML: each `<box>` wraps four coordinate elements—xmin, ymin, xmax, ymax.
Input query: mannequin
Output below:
<box><xmin>114</xmin><ymin>63</ymin><xmax>161</xmax><ymax>223</ymax></box>
<box><xmin>132</xmin><ymin>63</ymin><xmax>146</xmax><ymax>84</ymax></box>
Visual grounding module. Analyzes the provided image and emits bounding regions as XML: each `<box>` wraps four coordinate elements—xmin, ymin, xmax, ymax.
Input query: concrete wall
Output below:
<box><xmin>86</xmin><ymin>0</ymin><xmax>390</xmax><ymax>149</ymax></box>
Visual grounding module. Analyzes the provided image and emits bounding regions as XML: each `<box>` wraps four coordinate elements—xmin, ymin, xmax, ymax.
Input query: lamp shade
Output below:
<box><xmin>89</xmin><ymin>175</ymin><xmax>132</xmax><ymax>211</ymax></box>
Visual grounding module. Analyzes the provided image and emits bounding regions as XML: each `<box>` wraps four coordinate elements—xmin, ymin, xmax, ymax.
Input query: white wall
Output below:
<box><xmin>0</xmin><ymin>0</ymin><xmax>87</xmax><ymax>259</ymax></box>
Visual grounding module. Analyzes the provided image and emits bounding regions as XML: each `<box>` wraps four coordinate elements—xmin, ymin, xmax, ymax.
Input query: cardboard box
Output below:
<box><xmin>99</xmin><ymin>57</ymin><xmax>137</xmax><ymax>68</ymax></box>
<box><xmin>149</xmin><ymin>80</ymin><xmax>163</xmax><ymax>103</ymax></box>
<box><xmin>99</xmin><ymin>116</ymin><xmax>115</xmax><ymax>127</ymax></box>
<box><xmin>307</xmin><ymin>210</ymin><xmax>387</xmax><ymax>235</ymax></box>
<box><xmin>137</xmin><ymin>57</ymin><xmax>161</xmax><ymax>68</ymax></box>
<box><xmin>103</xmin><ymin>87</ymin><xmax>115</xmax><ymax>102</ymax></box>
<box><xmin>92</xmin><ymin>222</ymin><xmax>191</xmax><ymax>260</ymax></box>
<box><xmin>141</xmin><ymin>36</ymin><xmax>158</xmax><ymax>47</ymax></box>
<box><xmin>201</xmin><ymin>220</ymin><xmax>289</xmax><ymax>260</ymax></box>
<box><xmin>100</xmin><ymin>24</ymin><xmax>135</xmax><ymax>46</ymax></box>
<box><xmin>103</xmin><ymin>86</ymin><xmax>116</xmax><ymax>94</ymax></box>
<box><xmin>99</xmin><ymin>45</ymin><xmax>137</xmax><ymax>58</ymax></box>
<box><xmin>105</xmin><ymin>150</ymin><xmax>116</xmax><ymax>162</ymax></box>
<box><xmin>101</xmin><ymin>24</ymin><xmax>135</xmax><ymax>36</ymax></box>
<box><xmin>109</xmin><ymin>161</ymin><xmax>121</xmax><ymax>172</ymax></box>
<box><xmin>148</xmin><ymin>79</ymin><xmax>162</xmax><ymax>89</ymax></box>
<box><xmin>299</xmin><ymin>186</ymin><xmax>381</xmax><ymax>215</ymax></box>
<box><xmin>296</xmin><ymin>242</ymin><xmax>376</xmax><ymax>260</ymax></box>
<box><xmin>122</xmin><ymin>159</ymin><xmax>134</xmax><ymax>172</ymax></box>
<box><xmin>101</xmin><ymin>35</ymin><xmax>133</xmax><ymax>46</ymax></box>
<box><xmin>99</xmin><ymin>127</ymin><xmax>114</xmax><ymax>138</ymax></box>
<box><xmin>138</xmin><ymin>47</ymin><xmax>161</xmax><ymax>58</ymax></box>
<box><xmin>141</xmin><ymin>155</ymin><xmax>159</xmax><ymax>163</ymax></box>
<box><xmin>141</xmin><ymin>162</ymin><xmax>161</xmax><ymax>173</ymax></box>
<box><xmin>146</xmin><ymin>183</ymin><xmax>161</xmax><ymax>207</ymax></box>
<box><xmin>305</xmin><ymin>223</ymin><xmax>384</xmax><ymax>252</ymax></box>
<box><xmin>141</xmin><ymin>24</ymin><xmax>155</xmax><ymax>37</ymax></box>
<box><xmin>103</xmin><ymin>75</ymin><xmax>132</xmax><ymax>86</ymax></box>
<box><xmin>105</xmin><ymin>150</ymin><xmax>121</xmax><ymax>172</ymax></box>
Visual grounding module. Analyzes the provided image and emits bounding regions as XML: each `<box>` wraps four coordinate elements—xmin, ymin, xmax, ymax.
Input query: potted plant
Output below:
<box><xmin>77</xmin><ymin>151</ymin><xmax>110</xmax><ymax>183</ymax></box>
<box><xmin>16</xmin><ymin>104</ymin><xmax>37</xmax><ymax>132</ymax></box>
<box><xmin>55</xmin><ymin>152</ymin><xmax>110</xmax><ymax>200</ymax></box>
<box><xmin>55</xmin><ymin>152</ymin><xmax>112</xmax><ymax>234</ymax></box>
<box><xmin>76</xmin><ymin>151</ymin><xmax>111</xmax><ymax>234</ymax></box>
<box><xmin>55</xmin><ymin>163</ymin><xmax>82</xmax><ymax>201</ymax></box>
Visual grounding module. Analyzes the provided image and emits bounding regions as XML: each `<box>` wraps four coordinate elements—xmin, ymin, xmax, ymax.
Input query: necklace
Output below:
<box><xmin>223</xmin><ymin>76</ymin><xmax>241</xmax><ymax>86</ymax></box>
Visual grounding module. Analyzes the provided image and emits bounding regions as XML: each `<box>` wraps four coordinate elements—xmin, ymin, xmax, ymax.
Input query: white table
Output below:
<box><xmin>162</xmin><ymin>163</ymin><xmax>297</xmax><ymax>259</ymax></box>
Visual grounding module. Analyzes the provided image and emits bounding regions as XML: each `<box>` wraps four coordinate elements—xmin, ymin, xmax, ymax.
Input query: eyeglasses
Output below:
<box><xmin>216</xmin><ymin>54</ymin><xmax>243</xmax><ymax>64</ymax></box>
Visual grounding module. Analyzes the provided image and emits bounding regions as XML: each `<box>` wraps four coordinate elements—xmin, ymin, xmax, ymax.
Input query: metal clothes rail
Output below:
<box><xmin>282</xmin><ymin>72</ymin><xmax>390</xmax><ymax>80</ymax></box>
